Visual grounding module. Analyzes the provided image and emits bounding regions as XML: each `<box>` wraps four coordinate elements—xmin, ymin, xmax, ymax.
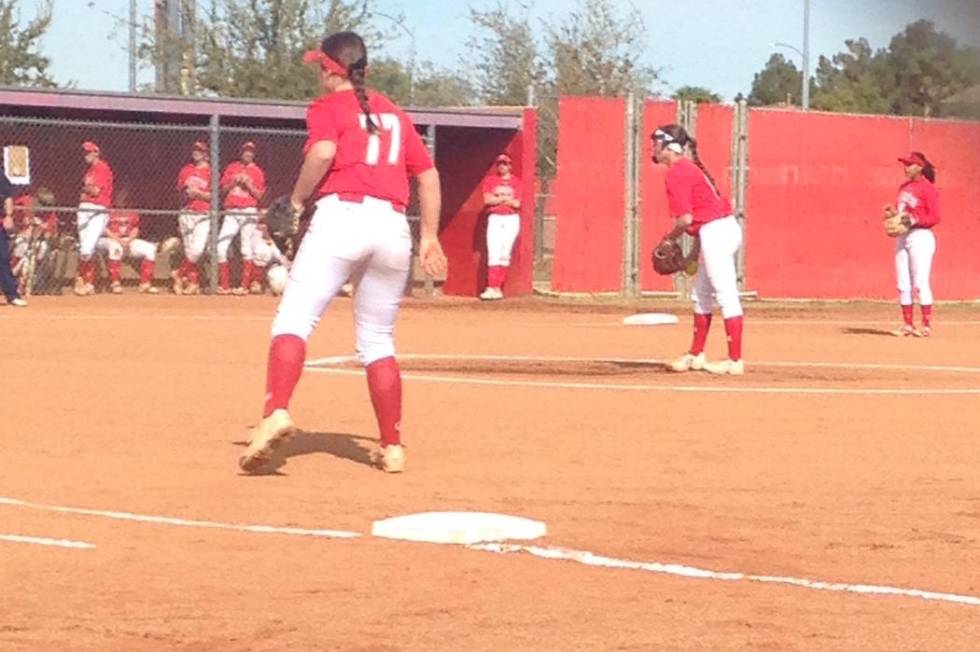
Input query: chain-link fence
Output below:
<box><xmin>1</xmin><ymin>115</ymin><xmax>435</xmax><ymax>298</ymax></box>
<box><xmin>528</xmin><ymin>87</ymin><xmax>558</xmax><ymax>285</ymax></box>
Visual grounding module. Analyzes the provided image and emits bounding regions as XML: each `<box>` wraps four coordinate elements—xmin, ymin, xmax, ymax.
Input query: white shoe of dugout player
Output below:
<box><xmin>913</xmin><ymin>326</ymin><xmax>931</xmax><ymax>338</ymax></box>
<box><xmin>373</xmin><ymin>444</ymin><xmax>406</xmax><ymax>473</ymax></box>
<box><xmin>9</xmin><ymin>298</ymin><xmax>28</xmax><ymax>307</ymax></box>
<box><xmin>480</xmin><ymin>287</ymin><xmax>503</xmax><ymax>301</ymax></box>
<box><xmin>239</xmin><ymin>409</ymin><xmax>297</xmax><ymax>473</ymax></box>
<box><xmin>891</xmin><ymin>324</ymin><xmax>915</xmax><ymax>337</ymax></box>
<box><xmin>669</xmin><ymin>352</ymin><xmax>705</xmax><ymax>372</ymax></box>
<box><xmin>703</xmin><ymin>358</ymin><xmax>745</xmax><ymax>376</ymax></box>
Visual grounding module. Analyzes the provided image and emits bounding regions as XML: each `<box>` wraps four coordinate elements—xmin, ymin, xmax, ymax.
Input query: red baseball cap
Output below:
<box><xmin>82</xmin><ymin>141</ymin><xmax>100</xmax><ymax>153</ymax></box>
<box><xmin>241</xmin><ymin>141</ymin><xmax>256</xmax><ymax>151</ymax></box>
<box><xmin>193</xmin><ymin>141</ymin><xmax>208</xmax><ymax>152</ymax></box>
<box><xmin>898</xmin><ymin>152</ymin><xmax>927</xmax><ymax>167</ymax></box>
<box><xmin>495</xmin><ymin>153</ymin><xmax>513</xmax><ymax>164</ymax></box>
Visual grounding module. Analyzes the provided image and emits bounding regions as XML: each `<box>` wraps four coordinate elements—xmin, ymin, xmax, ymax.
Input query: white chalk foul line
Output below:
<box><xmin>0</xmin><ymin>533</ymin><xmax>96</xmax><ymax>550</ymax></box>
<box><xmin>470</xmin><ymin>543</ymin><xmax>980</xmax><ymax>607</ymax></box>
<box><xmin>0</xmin><ymin>496</ymin><xmax>360</xmax><ymax>540</ymax></box>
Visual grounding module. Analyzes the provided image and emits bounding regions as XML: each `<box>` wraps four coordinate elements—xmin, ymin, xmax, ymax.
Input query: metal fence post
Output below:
<box><xmin>208</xmin><ymin>114</ymin><xmax>221</xmax><ymax>294</ymax></box>
<box><xmin>732</xmin><ymin>100</ymin><xmax>749</xmax><ymax>290</ymax></box>
<box><xmin>622</xmin><ymin>92</ymin><xmax>640</xmax><ymax>297</ymax></box>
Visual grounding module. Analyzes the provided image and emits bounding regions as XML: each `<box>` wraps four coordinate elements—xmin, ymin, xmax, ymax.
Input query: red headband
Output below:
<box><xmin>303</xmin><ymin>50</ymin><xmax>348</xmax><ymax>77</ymax></box>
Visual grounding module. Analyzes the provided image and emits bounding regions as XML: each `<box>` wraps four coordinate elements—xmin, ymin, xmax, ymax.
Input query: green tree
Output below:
<box><xmin>810</xmin><ymin>38</ymin><xmax>892</xmax><ymax>114</ymax></box>
<box><xmin>467</xmin><ymin>1</ymin><xmax>543</xmax><ymax>105</ymax></box>
<box><xmin>411</xmin><ymin>63</ymin><xmax>476</xmax><ymax>107</ymax></box>
<box><xmin>0</xmin><ymin>0</ymin><xmax>56</xmax><ymax>87</ymax></box>
<box><xmin>747</xmin><ymin>53</ymin><xmax>807</xmax><ymax>106</ymax></box>
<box><xmin>673</xmin><ymin>85</ymin><xmax>721</xmax><ymax>104</ymax></box>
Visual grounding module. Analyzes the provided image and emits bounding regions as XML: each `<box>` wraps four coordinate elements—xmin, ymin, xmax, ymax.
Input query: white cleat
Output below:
<box><xmin>373</xmin><ymin>444</ymin><xmax>406</xmax><ymax>473</ymax></box>
<box><xmin>669</xmin><ymin>352</ymin><xmax>706</xmax><ymax>372</ymax></box>
<box><xmin>10</xmin><ymin>298</ymin><xmax>28</xmax><ymax>307</ymax></box>
<box><xmin>238</xmin><ymin>409</ymin><xmax>297</xmax><ymax>473</ymax></box>
<box><xmin>891</xmin><ymin>325</ymin><xmax>915</xmax><ymax>337</ymax></box>
<box><xmin>913</xmin><ymin>326</ymin><xmax>931</xmax><ymax>338</ymax></box>
<box><xmin>703</xmin><ymin>358</ymin><xmax>745</xmax><ymax>376</ymax></box>
<box><xmin>479</xmin><ymin>287</ymin><xmax>501</xmax><ymax>301</ymax></box>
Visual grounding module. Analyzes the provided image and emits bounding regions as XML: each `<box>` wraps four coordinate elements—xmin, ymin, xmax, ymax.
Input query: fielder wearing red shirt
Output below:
<box><xmin>97</xmin><ymin>208</ymin><xmax>159</xmax><ymax>294</ymax></box>
<box><xmin>75</xmin><ymin>141</ymin><xmax>115</xmax><ymax>295</ymax></box>
<box><xmin>480</xmin><ymin>153</ymin><xmax>522</xmax><ymax>300</ymax></box>
<box><xmin>173</xmin><ymin>141</ymin><xmax>212</xmax><ymax>294</ymax></box>
<box><xmin>240</xmin><ymin>30</ymin><xmax>447</xmax><ymax>475</ymax></box>
<box><xmin>218</xmin><ymin>142</ymin><xmax>268</xmax><ymax>293</ymax></box>
<box><xmin>887</xmin><ymin>151</ymin><xmax>941</xmax><ymax>337</ymax></box>
<box><xmin>653</xmin><ymin>124</ymin><xmax>745</xmax><ymax>376</ymax></box>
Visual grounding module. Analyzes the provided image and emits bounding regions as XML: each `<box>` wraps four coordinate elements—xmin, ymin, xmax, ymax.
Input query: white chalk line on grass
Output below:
<box><xmin>2</xmin><ymin>495</ymin><xmax>978</xmax><ymax>608</ymax></box>
<box><xmin>0</xmin><ymin>496</ymin><xmax>360</xmax><ymax>540</ymax></box>
<box><xmin>470</xmin><ymin>543</ymin><xmax>980</xmax><ymax>607</ymax></box>
<box><xmin>0</xmin><ymin>533</ymin><xmax>95</xmax><ymax>550</ymax></box>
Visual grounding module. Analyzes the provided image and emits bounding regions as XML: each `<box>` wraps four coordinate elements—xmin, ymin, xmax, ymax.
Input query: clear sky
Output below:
<box><xmin>24</xmin><ymin>0</ymin><xmax>980</xmax><ymax>101</ymax></box>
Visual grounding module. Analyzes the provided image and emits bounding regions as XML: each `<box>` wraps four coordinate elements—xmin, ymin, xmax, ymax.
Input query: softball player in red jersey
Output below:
<box><xmin>886</xmin><ymin>151</ymin><xmax>941</xmax><ymax>337</ymax></box>
<box><xmin>480</xmin><ymin>153</ymin><xmax>522</xmax><ymax>300</ymax></box>
<box><xmin>651</xmin><ymin>124</ymin><xmax>745</xmax><ymax>375</ymax></box>
<box><xmin>218</xmin><ymin>142</ymin><xmax>267</xmax><ymax>294</ymax></box>
<box><xmin>239</xmin><ymin>31</ymin><xmax>447</xmax><ymax>474</ymax></box>
<box><xmin>75</xmin><ymin>141</ymin><xmax>114</xmax><ymax>296</ymax></box>
<box><xmin>97</xmin><ymin>208</ymin><xmax>159</xmax><ymax>294</ymax></box>
<box><xmin>174</xmin><ymin>141</ymin><xmax>212</xmax><ymax>295</ymax></box>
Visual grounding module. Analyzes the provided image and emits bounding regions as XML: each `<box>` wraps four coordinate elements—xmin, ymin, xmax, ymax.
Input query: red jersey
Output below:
<box><xmin>12</xmin><ymin>195</ymin><xmax>58</xmax><ymax>236</ymax></box>
<box><xmin>304</xmin><ymin>90</ymin><xmax>433</xmax><ymax>211</ymax></box>
<box><xmin>107</xmin><ymin>210</ymin><xmax>140</xmax><ymax>238</ymax></box>
<box><xmin>178</xmin><ymin>163</ymin><xmax>212</xmax><ymax>212</ymax></box>
<box><xmin>483</xmin><ymin>174</ymin><xmax>523</xmax><ymax>215</ymax></box>
<box><xmin>81</xmin><ymin>160</ymin><xmax>114</xmax><ymax>206</ymax></box>
<box><xmin>221</xmin><ymin>161</ymin><xmax>266</xmax><ymax>209</ymax></box>
<box><xmin>896</xmin><ymin>178</ymin><xmax>940</xmax><ymax>229</ymax></box>
<box><xmin>665</xmin><ymin>158</ymin><xmax>731</xmax><ymax>235</ymax></box>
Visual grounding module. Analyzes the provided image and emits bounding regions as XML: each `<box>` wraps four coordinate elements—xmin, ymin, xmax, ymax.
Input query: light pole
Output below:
<box><xmin>770</xmin><ymin>0</ymin><xmax>810</xmax><ymax>109</ymax></box>
<box><xmin>87</xmin><ymin>0</ymin><xmax>139</xmax><ymax>93</ymax></box>
<box><xmin>369</xmin><ymin>11</ymin><xmax>416</xmax><ymax>105</ymax></box>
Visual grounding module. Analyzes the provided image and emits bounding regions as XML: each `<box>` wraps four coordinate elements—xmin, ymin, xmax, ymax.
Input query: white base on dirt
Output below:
<box><xmin>371</xmin><ymin>511</ymin><xmax>547</xmax><ymax>545</ymax></box>
<box><xmin>623</xmin><ymin>313</ymin><xmax>680</xmax><ymax>326</ymax></box>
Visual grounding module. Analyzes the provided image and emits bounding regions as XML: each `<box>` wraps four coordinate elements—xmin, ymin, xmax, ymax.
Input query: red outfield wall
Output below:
<box><xmin>551</xmin><ymin>98</ymin><xmax>980</xmax><ymax>299</ymax></box>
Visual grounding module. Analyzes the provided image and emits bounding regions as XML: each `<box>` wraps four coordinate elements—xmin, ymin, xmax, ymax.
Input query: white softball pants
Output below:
<box><xmin>178</xmin><ymin>211</ymin><xmax>211</xmax><ymax>264</ymax></box>
<box><xmin>217</xmin><ymin>207</ymin><xmax>259</xmax><ymax>263</ymax></box>
<box><xmin>271</xmin><ymin>194</ymin><xmax>412</xmax><ymax>366</ymax></box>
<box><xmin>486</xmin><ymin>213</ymin><xmax>520</xmax><ymax>266</ymax></box>
<box><xmin>895</xmin><ymin>228</ymin><xmax>936</xmax><ymax>305</ymax></box>
<box><xmin>96</xmin><ymin>238</ymin><xmax>157</xmax><ymax>262</ymax></box>
<box><xmin>76</xmin><ymin>202</ymin><xmax>109</xmax><ymax>261</ymax></box>
<box><xmin>692</xmin><ymin>215</ymin><xmax>743</xmax><ymax>319</ymax></box>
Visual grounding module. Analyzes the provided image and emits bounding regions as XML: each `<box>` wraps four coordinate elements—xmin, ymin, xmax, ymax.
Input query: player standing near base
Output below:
<box><xmin>480</xmin><ymin>153</ymin><xmax>522</xmax><ymax>300</ymax></box>
<box><xmin>239</xmin><ymin>31</ymin><xmax>447</xmax><ymax>474</ymax></box>
<box><xmin>885</xmin><ymin>152</ymin><xmax>940</xmax><ymax>337</ymax></box>
<box><xmin>651</xmin><ymin>124</ymin><xmax>745</xmax><ymax>376</ymax></box>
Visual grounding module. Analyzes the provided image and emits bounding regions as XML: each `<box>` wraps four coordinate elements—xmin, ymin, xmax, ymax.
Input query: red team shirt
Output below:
<box><xmin>665</xmin><ymin>158</ymin><xmax>731</xmax><ymax>235</ymax></box>
<box><xmin>106</xmin><ymin>210</ymin><xmax>140</xmax><ymax>238</ymax></box>
<box><xmin>221</xmin><ymin>162</ymin><xmax>267</xmax><ymax>209</ymax></box>
<box><xmin>81</xmin><ymin>160</ymin><xmax>114</xmax><ymax>206</ymax></box>
<box><xmin>483</xmin><ymin>174</ymin><xmax>523</xmax><ymax>215</ymax></box>
<box><xmin>304</xmin><ymin>90</ymin><xmax>433</xmax><ymax>211</ymax></box>
<box><xmin>178</xmin><ymin>164</ymin><xmax>212</xmax><ymax>212</ymax></box>
<box><xmin>12</xmin><ymin>195</ymin><xmax>58</xmax><ymax>236</ymax></box>
<box><xmin>896</xmin><ymin>178</ymin><xmax>941</xmax><ymax>229</ymax></box>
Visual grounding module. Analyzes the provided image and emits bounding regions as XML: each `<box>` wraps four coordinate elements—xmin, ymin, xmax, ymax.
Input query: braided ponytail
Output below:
<box><xmin>349</xmin><ymin>59</ymin><xmax>376</xmax><ymax>133</ymax></box>
<box><xmin>688</xmin><ymin>138</ymin><xmax>720</xmax><ymax>195</ymax></box>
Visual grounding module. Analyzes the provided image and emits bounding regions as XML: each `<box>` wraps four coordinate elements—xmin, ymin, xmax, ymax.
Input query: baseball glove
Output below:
<box><xmin>652</xmin><ymin>239</ymin><xmax>686</xmax><ymax>276</ymax></box>
<box><xmin>883</xmin><ymin>212</ymin><xmax>911</xmax><ymax>237</ymax></box>
<box><xmin>264</xmin><ymin>195</ymin><xmax>302</xmax><ymax>260</ymax></box>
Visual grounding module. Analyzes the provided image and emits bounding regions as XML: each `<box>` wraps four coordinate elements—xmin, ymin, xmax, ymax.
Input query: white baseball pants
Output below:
<box><xmin>76</xmin><ymin>202</ymin><xmax>109</xmax><ymax>261</ymax></box>
<box><xmin>692</xmin><ymin>215</ymin><xmax>743</xmax><ymax>319</ymax></box>
<box><xmin>486</xmin><ymin>213</ymin><xmax>520</xmax><ymax>266</ymax></box>
<box><xmin>97</xmin><ymin>238</ymin><xmax>157</xmax><ymax>262</ymax></box>
<box><xmin>178</xmin><ymin>211</ymin><xmax>211</xmax><ymax>264</ymax></box>
<box><xmin>895</xmin><ymin>228</ymin><xmax>936</xmax><ymax>305</ymax></box>
<box><xmin>217</xmin><ymin>207</ymin><xmax>259</xmax><ymax>263</ymax></box>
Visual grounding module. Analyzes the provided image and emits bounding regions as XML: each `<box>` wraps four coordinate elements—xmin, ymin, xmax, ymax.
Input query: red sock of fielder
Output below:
<box><xmin>83</xmin><ymin>260</ymin><xmax>97</xmax><ymax>285</ymax></box>
<box><xmin>139</xmin><ymin>260</ymin><xmax>155</xmax><ymax>285</ymax></box>
<box><xmin>263</xmin><ymin>334</ymin><xmax>306</xmax><ymax>418</ymax></box>
<box><xmin>186</xmin><ymin>262</ymin><xmax>200</xmax><ymax>285</ymax></box>
<box><xmin>240</xmin><ymin>261</ymin><xmax>254</xmax><ymax>289</ymax></box>
<box><xmin>724</xmin><ymin>316</ymin><xmax>743</xmax><ymax>361</ymax></box>
<box><xmin>218</xmin><ymin>262</ymin><xmax>230</xmax><ymax>289</ymax></box>
<box><xmin>921</xmin><ymin>305</ymin><xmax>932</xmax><ymax>328</ymax></box>
<box><xmin>690</xmin><ymin>313</ymin><xmax>712</xmax><ymax>355</ymax></box>
<box><xmin>366</xmin><ymin>357</ymin><xmax>402</xmax><ymax>448</ymax></box>
<box><xmin>901</xmin><ymin>304</ymin><xmax>914</xmax><ymax>327</ymax></box>
<box><xmin>107</xmin><ymin>260</ymin><xmax>122</xmax><ymax>284</ymax></box>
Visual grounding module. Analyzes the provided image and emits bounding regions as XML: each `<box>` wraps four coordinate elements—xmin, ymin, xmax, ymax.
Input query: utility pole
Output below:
<box><xmin>802</xmin><ymin>0</ymin><xmax>811</xmax><ymax>110</ymax></box>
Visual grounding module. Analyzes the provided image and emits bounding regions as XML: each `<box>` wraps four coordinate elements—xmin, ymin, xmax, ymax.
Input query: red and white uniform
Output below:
<box><xmin>483</xmin><ymin>172</ymin><xmax>522</xmax><ymax>289</ymax></box>
<box><xmin>10</xmin><ymin>195</ymin><xmax>57</xmax><ymax>270</ymax></box>
<box><xmin>97</xmin><ymin>210</ymin><xmax>157</xmax><ymax>285</ymax></box>
<box><xmin>77</xmin><ymin>159</ymin><xmax>114</xmax><ymax>261</ymax></box>
<box><xmin>217</xmin><ymin>161</ymin><xmax>266</xmax><ymax>278</ymax></box>
<box><xmin>666</xmin><ymin>157</ymin><xmax>743</xmax><ymax>361</ymax></box>
<box><xmin>271</xmin><ymin>88</ymin><xmax>433</xmax><ymax>367</ymax></box>
<box><xmin>894</xmin><ymin>178</ymin><xmax>940</xmax><ymax>307</ymax></box>
<box><xmin>177</xmin><ymin>163</ymin><xmax>212</xmax><ymax>263</ymax></box>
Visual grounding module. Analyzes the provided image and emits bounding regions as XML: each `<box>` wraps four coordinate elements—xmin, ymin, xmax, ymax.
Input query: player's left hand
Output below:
<box><xmin>419</xmin><ymin>236</ymin><xmax>447</xmax><ymax>277</ymax></box>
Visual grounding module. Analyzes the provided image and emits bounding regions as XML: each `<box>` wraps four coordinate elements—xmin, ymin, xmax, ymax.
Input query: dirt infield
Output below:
<box><xmin>2</xmin><ymin>294</ymin><xmax>979</xmax><ymax>650</ymax></box>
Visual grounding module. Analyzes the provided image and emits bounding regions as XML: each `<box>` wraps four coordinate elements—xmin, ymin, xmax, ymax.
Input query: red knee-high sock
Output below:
<box><xmin>107</xmin><ymin>260</ymin><xmax>122</xmax><ymax>283</ymax></box>
<box><xmin>240</xmin><ymin>261</ymin><xmax>254</xmax><ymax>289</ymax></box>
<box><xmin>218</xmin><ymin>262</ymin><xmax>230</xmax><ymax>290</ymax></box>
<box><xmin>921</xmin><ymin>304</ymin><xmax>932</xmax><ymax>327</ymax></box>
<box><xmin>139</xmin><ymin>260</ymin><xmax>155</xmax><ymax>284</ymax></box>
<box><xmin>82</xmin><ymin>260</ymin><xmax>97</xmax><ymax>284</ymax></box>
<box><xmin>263</xmin><ymin>334</ymin><xmax>306</xmax><ymax>418</ymax></box>
<box><xmin>186</xmin><ymin>262</ymin><xmax>200</xmax><ymax>285</ymax></box>
<box><xmin>690</xmin><ymin>312</ymin><xmax>712</xmax><ymax>355</ymax></box>
<box><xmin>724</xmin><ymin>316</ymin><xmax>744</xmax><ymax>361</ymax></box>
<box><xmin>366</xmin><ymin>357</ymin><xmax>402</xmax><ymax>447</ymax></box>
<box><xmin>901</xmin><ymin>304</ymin><xmax>914</xmax><ymax>327</ymax></box>
<box><xmin>495</xmin><ymin>265</ymin><xmax>509</xmax><ymax>288</ymax></box>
